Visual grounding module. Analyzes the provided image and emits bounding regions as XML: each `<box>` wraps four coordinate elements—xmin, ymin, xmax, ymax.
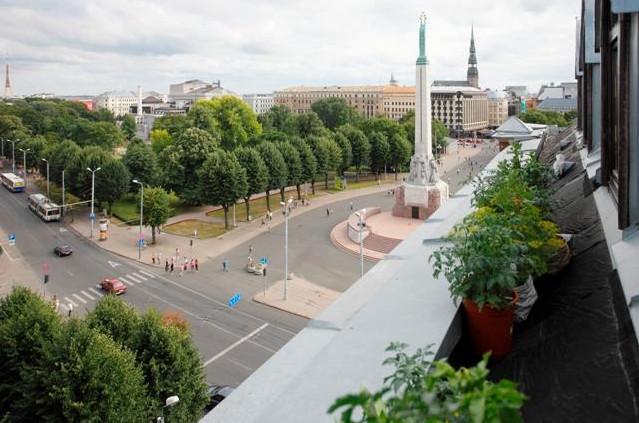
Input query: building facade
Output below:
<box><xmin>486</xmin><ymin>90</ymin><xmax>509</xmax><ymax>127</ymax></box>
<box><xmin>577</xmin><ymin>0</ymin><xmax>639</xmax><ymax>231</ymax></box>
<box><xmin>94</xmin><ymin>91</ymin><xmax>138</xmax><ymax>117</ymax></box>
<box><xmin>169</xmin><ymin>80</ymin><xmax>240</xmax><ymax>108</ymax></box>
<box><xmin>431</xmin><ymin>86</ymin><xmax>488</xmax><ymax>132</ymax></box>
<box><xmin>243</xmin><ymin>94</ymin><xmax>275</xmax><ymax>114</ymax></box>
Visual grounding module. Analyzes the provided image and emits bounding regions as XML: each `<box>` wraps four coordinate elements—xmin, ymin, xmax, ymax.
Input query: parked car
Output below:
<box><xmin>205</xmin><ymin>385</ymin><xmax>235</xmax><ymax>411</ymax></box>
<box><xmin>54</xmin><ymin>244</ymin><xmax>73</xmax><ymax>256</ymax></box>
<box><xmin>99</xmin><ymin>278</ymin><xmax>127</xmax><ymax>295</ymax></box>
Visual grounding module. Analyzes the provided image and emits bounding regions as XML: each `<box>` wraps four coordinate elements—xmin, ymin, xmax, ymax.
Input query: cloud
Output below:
<box><xmin>0</xmin><ymin>0</ymin><xmax>581</xmax><ymax>96</ymax></box>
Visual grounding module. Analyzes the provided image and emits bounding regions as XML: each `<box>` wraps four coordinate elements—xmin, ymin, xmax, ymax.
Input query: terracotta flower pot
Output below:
<box><xmin>463</xmin><ymin>293</ymin><xmax>518</xmax><ymax>359</ymax></box>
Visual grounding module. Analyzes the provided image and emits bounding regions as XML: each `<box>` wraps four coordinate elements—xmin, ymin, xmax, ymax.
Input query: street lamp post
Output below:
<box><xmin>1</xmin><ymin>137</ymin><xmax>4</xmax><ymax>158</ymax></box>
<box><xmin>19</xmin><ymin>148</ymin><xmax>30</xmax><ymax>190</ymax></box>
<box><xmin>61</xmin><ymin>170</ymin><xmax>65</xmax><ymax>217</ymax></box>
<box><xmin>156</xmin><ymin>395</ymin><xmax>180</xmax><ymax>423</ymax></box>
<box><xmin>87</xmin><ymin>167</ymin><xmax>101</xmax><ymax>238</ymax></box>
<box><xmin>132</xmin><ymin>179</ymin><xmax>144</xmax><ymax>261</ymax></box>
<box><xmin>354</xmin><ymin>211</ymin><xmax>365</xmax><ymax>279</ymax></box>
<box><xmin>280</xmin><ymin>197</ymin><xmax>293</xmax><ymax>300</ymax></box>
<box><xmin>41</xmin><ymin>158</ymin><xmax>50</xmax><ymax>198</ymax></box>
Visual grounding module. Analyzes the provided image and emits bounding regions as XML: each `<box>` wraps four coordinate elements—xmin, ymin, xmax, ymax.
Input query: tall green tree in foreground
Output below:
<box><xmin>291</xmin><ymin>137</ymin><xmax>318</xmax><ymax>198</ymax></box>
<box><xmin>277</xmin><ymin>141</ymin><xmax>303</xmax><ymax>201</ymax></box>
<box><xmin>194</xmin><ymin>96</ymin><xmax>262</xmax><ymax>150</ymax></box>
<box><xmin>388</xmin><ymin>133</ymin><xmax>412</xmax><ymax>180</ymax></box>
<box><xmin>198</xmin><ymin>150</ymin><xmax>248</xmax><ymax>229</ymax></box>
<box><xmin>123</xmin><ymin>139</ymin><xmax>158</xmax><ymax>191</ymax></box>
<box><xmin>121</xmin><ymin>114</ymin><xmax>137</xmax><ymax>140</ymax></box>
<box><xmin>257</xmin><ymin>142</ymin><xmax>287</xmax><ymax>211</ymax></box>
<box><xmin>338</xmin><ymin>124</ymin><xmax>370</xmax><ymax>182</ymax></box>
<box><xmin>368</xmin><ymin>131</ymin><xmax>390</xmax><ymax>179</ymax></box>
<box><xmin>311</xmin><ymin>97</ymin><xmax>359</xmax><ymax>130</ymax></box>
<box><xmin>235</xmin><ymin>146</ymin><xmax>269</xmax><ymax>220</ymax></box>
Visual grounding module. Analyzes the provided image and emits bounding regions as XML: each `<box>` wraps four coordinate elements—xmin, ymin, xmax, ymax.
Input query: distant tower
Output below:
<box><xmin>467</xmin><ymin>25</ymin><xmax>479</xmax><ymax>88</ymax></box>
<box><xmin>3</xmin><ymin>63</ymin><xmax>13</xmax><ymax>99</ymax></box>
<box><xmin>389</xmin><ymin>72</ymin><xmax>398</xmax><ymax>86</ymax></box>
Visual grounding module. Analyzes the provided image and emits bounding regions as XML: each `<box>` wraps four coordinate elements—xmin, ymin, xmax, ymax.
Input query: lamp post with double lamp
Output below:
<box><xmin>18</xmin><ymin>147</ymin><xmax>30</xmax><ymax>189</ymax></box>
<box><xmin>132</xmin><ymin>179</ymin><xmax>144</xmax><ymax>261</ymax></box>
<box><xmin>280</xmin><ymin>197</ymin><xmax>293</xmax><ymax>300</ymax></box>
<box><xmin>41</xmin><ymin>158</ymin><xmax>50</xmax><ymax>198</ymax></box>
<box><xmin>156</xmin><ymin>395</ymin><xmax>180</xmax><ymax>423</ymax></box>
<box><xmin>87</xmin><ymin>167</ymin><xmax>101</xmax><ymax>238</ymax></box>
<box><xmin>354</xmin><ymin>211</ymin><xmax>366</xmax><ymax>279</ymax></box>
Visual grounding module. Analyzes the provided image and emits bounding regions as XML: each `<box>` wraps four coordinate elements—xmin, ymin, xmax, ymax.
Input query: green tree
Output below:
<box><xmin>0</xmin><ymin>287</ymin><xmax>62</xmax><ymax>420</ymax></box>
<box><xmin>256</xmin><ymin>142</ymin><xmax>287</xmax><ymax>211</ymax></box>
<box><xmin>70</xmin><ymin>145</ymin><xmax>112</xmax><ymax>198</ymax></box>
<box><xmin>291</xmin><ymin>137</ymin><xmax>317</xmax><ymax>198</ymax></box>
<box><xmin>40</xmin><ymin>320</ymin><xmax>148</xmax><ymax>422</ymax></box>
<box><xmin>153</xmin><ymin>114</ymin><xmax>190</xmax><ymax>138</ymax></box>
<box><xmin>258</xmin><ymin>104</ymin><xmax>296</xmax><ymax>134</ymax></box>
<box><xmin>311</xmin><ymin>97</ymin><xmax>359</xmax><ymax>130</ymax></box>
<box><xmin>74</xmin><ymin>120</ymin><xmax>125</xmax><ymax>150</ymax></box>
<box><xmin>198</xmin><ymin>151</ymin><xmax>248</xmax><ymax>229</ymax></box>
<box><xmin>399</xmin><ymin>109</ymin><xmax>415</xmax><ymax>142</ymax></box>
<box><xmin>121</xmin><ymin>114</ymin><xmax>137</xmax><ymax>140</ymax></box>
<box><xmin>20</xmin><ymin>135</ymin><xmax>48</xmax><ymax>173</ymax></box>
<box><xmin>293</xmin><ymin>111</ymin><xmax>327</xmax><ymax>138</ymax></box>
<box><xmin>150</xmin><ymin>128</ymin><xmax>173</xmax><ymax>155</ymax></box>
<box><xmin>338</xmin><ymin>124</ymin><xmax>370</xmax><ymax>182</ymax></box>
<box><xmin>41</xmin><ymin>139</ymin><xmax>82</xmax><ymax>186</ymax></box>
<box><xmin>95</xmin><ymin>158</ymin><xmax>131</xmax><ymax>214</ymax></box>
<box><xmin>86</xmin><ymin>295</ymin><xmax>141</xmax><ymax>344</ymax></box>
<box><xmin>333</xmin><ymin>131</ymin><xmax>352</xmax><ymax>176</ymax></box>
<box><xmin>194</xmin><ymin>96</ymin><xmax>262</xmax><ymax>150</ymax></box>
<box><xmin>235</xmin><ymin>146</ymin><xmax>269</xmax><ymax>220</ymax></box>
<box><xmin>277</xmin><ymin>141</ymin><xmax>303</xmax><ymax>201</ymax></box>
<box><xmin>432</xmin><ymin>119</ymin><xmax>449</xmax><ymax>158</ymax></box>
<box><xmin>123</xmin><ymin>140</ymin><xmax>158</xmax><ymax>191</ymax></box>
<box><xmin>0</xmin><ymin>114</ymin><xmax>28</xmax><ymax>141</ymax></box>
<box><xmin>159</xmin><ymin>128</ymin><xmax>218</xmax><ymax>205</ymax></box>
<box><xmin>368</xmin><ymin>131</ymin><xmax>390</xmax><ymax>179</ymax></box>
<box><xmin>388</xmin><ymin>133</ymin><xmax>412</xmax><ymax>180</ymax></box>
<box><xmin>187</xmin><ymin>104</ymin><xmax>221</xmax><ymax>139</ymax></box>
<box><xmin>140</xmin><ymin>187</ymin><xmax>175</xmax><ymax>244</ymax></box>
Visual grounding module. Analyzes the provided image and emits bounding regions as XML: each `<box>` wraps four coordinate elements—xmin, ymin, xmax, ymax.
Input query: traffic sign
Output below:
<box><xmin>137</xmin><ymin>239</ymin><xmax>145</xmax><ymax>247</ymax></box>
<box><xmin>228</xmin><ymin>293</ymin><xmax>242</xmax><ymax>308</ymax></box>
<box><xmin>260</xmin><ymin>257</ymin><xmax>268</xmax><ymax>265</ymax></box>
<box><xmin>89</xmin><ymin>212</ymin><xmax>96</xmax><ymax>221</ymax></box>
<box><xmin>7</xmin><ymin>233</ymin><xmax>15</xmax><ymax>246</ymax></box>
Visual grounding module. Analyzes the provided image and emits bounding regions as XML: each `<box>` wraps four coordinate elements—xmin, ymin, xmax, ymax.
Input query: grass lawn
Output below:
<box><xmin>111</xmin><ymin>195</ymin><xmax>192</xmax><ymax>225</ymax></box>
<box><xmin>163</xmin><ymin>219</ymin><xmax>228</xmax><ymax>239</ymax></box>
<box><xmin>327</xmin><ymin>177</ymin><xmax>395</xmax><ymax>192</ymax></box>
<box><xmin>206</xmin><ymin>194</ymin><xmax>305</xmax><ymax>221</ymax></box>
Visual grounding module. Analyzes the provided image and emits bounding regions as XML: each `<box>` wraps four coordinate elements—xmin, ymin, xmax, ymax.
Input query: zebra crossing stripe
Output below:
<box><xmin>131</xmin><ymin>272</ymin><xmax>147</xmax><ymax>281</ymax></box>
<box><xmin>64</xmin><ymin>297</ymin><xmax>77</xmax><ymax>307</ymax></box>
<box><xmin>81</xmin><ymin>290</ymin><xmax>95</xmax><ymax>301</ymax></box>
<box><xmin>126</xmin><ymin>274</ymin><xmax>143</xmax><ymax>284</ymax></box>
<box><xmin>89</xmin><ymin>288</ymin><xmax>103</xmax><ymax>297</ymax></box>
<box><xmin>139</xmin><ymin>270</ymin><xmax>156</xmax><ymax>278</ymax></box>
<box><xmin>72</xmin><ymin>293</ymin><xmax>87</xmax><ymax>304</ymax></box>
<box><xmin>119</xmin><ymin>276</ymin><xmax>135</xmax><ymax>286</ymax></box>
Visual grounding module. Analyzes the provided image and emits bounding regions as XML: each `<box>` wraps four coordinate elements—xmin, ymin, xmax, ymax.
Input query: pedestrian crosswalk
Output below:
<box><xmin>57</xmin><ymin>269</ymin><xmax>158</xmax><ymax>314</ymax></box>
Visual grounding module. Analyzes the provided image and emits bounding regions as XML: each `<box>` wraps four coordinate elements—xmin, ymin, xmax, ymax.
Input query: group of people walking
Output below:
<box><xmin>152</xmin><ymin>249</ymin><xmax>199</xmax><ymax>276</ymax></box>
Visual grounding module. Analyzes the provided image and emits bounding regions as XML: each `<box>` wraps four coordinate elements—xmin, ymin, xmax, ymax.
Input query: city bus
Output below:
<box><xmin>28</xmin><ymin>193</ymin><xmax>62</xmax><ymax>222</ymax></box>
<box><xmin>0</xmin><ymin>172</ymin><xmax>25</xmax><ymax>192</ymax></box>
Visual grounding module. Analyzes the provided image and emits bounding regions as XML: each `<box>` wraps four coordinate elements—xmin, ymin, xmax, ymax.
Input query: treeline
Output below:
<box><xmin>0</xmin><ymin>96</ymin><xmax>449</xmax><ymax>229</ymax></box>
<box><xmin>519</xmin><ymin>109</ymin><xmax>577</xmax><ymax>127</ymax></box>
<box><xmin>0</xmin><ymin>287</ymin><xmax>208</xmax><ymax>422</ymax></box>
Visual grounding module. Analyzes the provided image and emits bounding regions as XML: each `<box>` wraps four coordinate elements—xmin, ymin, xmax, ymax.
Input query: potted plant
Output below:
<box><xmin>430</xmin><ymin>210</ymin><xmax>528</xmax><ymax>358</ymax></box>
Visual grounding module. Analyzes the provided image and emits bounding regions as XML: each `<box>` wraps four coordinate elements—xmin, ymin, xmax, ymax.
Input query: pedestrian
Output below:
<box><xmin>68</xmin><ymin>302</ymin><xmax>73</xmax><ymax>317</ymax></box>
<box><xmin>151</xmin><ymin>252</ymin><xmax>156</xmax><ymax>265</ymax></box>
<box><xmin>170</xmin><ymin>261</ymin><xmax>174</xmax><ymax>272</ymax></box>
<box><xmin>190</xmin><ymin>258</ymin><xmax>195</xmax><ymax>271</ymax></box>
<box><xmin>326</xmin><ymin>208</ymin><xmax>330</xmax><ymax>217</ymax></box>
<box><xmin>223</xmin><ymin>258</ymin><xmax>229</xmax><ymax>272</ymax></box>
<box><xmin>165</xmin><ymin>259</ymin><xmax>169</xmax><ymax>272</ymax></box>
<box><xmin>158</xmin><ymin>252</ymin><xmax>162</xmax><ymax>265</ymax></box>
<box><xmin>184</xmin><ymin>257</ymin><xmax>189</xmax><ymax>272</ymax></box>
<box><xmin>349</xmin><ymin>201</ymin><xmax>353</xmax><ymax>211</ymax></box>
<box><xmin>249</xmin><ymin>244</ymin><xmax>253</xmax><ymax>255</ymax></box>
<box><xmin>261</xmin><ymin>217</ymin><xmax>265</xmax><ymax>226</ymax></box>
<box><xmin>263</xmin><ymin>266</ymin><xmax>267</xmax><ymax>277</ymax></box>
<box><xmin>195</xmin><ymin>258</ymin><xmax>199</xmax><ymax>271</ymax></box>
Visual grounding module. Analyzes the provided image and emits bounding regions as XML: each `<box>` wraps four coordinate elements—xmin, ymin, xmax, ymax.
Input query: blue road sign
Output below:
<box><xmin>228</xmin><ymin>293</ymin><xmax>242</xmax><ymax>308</ymax></box>
<box><xmin>89</xmin><ymin>212</ymin><xmax>96</xmax><ymax>220</ymax></box>
<box><xmin>8</xmin><ymin>233</ymin><xmax>15</xmax><ymax>246</ymax></box>
<box><xmin>260</xmin><ymin>257</ymin><xmax>268</xmax><ymax>265</ymax></box>
<box><xmin>136</xmin><ymin>239</ymin><xmax>145</xmax><ymax>247</ymax></box>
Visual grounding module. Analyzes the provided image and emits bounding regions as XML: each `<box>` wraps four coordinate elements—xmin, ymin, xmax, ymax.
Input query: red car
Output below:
<box><xmin>100</xmin><ymin>278</ymin><xmax>127</xmax><ymax>295</ymax></box>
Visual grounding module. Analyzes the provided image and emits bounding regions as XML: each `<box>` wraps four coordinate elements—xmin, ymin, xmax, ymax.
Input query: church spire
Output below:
<box><xmin>467</xmin><ymin>25</ymin><xmax>479</xmax><ymax>88</ymax></box>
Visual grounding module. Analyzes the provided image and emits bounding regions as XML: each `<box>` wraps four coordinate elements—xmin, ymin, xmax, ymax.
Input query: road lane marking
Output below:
<box><xmin>64</xmin><ymin>297</ymin><xmax>78</xmax><ymax>307</ymax></box>
<box><xmin>89</xmin><ymin>288</ymin><xmax>103</xmax><ymax>297</ymax></box>
<box><xmin>131</xmin><ymin>272</ymin><xmax>147</xmax><ymax>281</ymax></box>
<box><xmin>225</xmin><ymin>357</ymin><xmax>254</xmax><ymax>372</ymax></box>
<box><xmin>80</xmin><ymin>290</ymin><xmax>95</xmax><ymax>301</ymax></box>
<box><xmin>139</xmin><ymin>270</ymin><xmax>156</xmax><ymax>278</ymax></box>
<box><xmin>119</xmin><ymin>276</ymin><xmax>135</xmax><ymax>286</ymax></box>
<box><xmin>135</xmin><ymin>266</ymin><xmax>298</xmax><ymax>337</ymax></box>
<box><xmin>1</xmin><ymin>246</ymin><xmax>15</xmax><ymax>261</ymax></box>
<box><xmin>126</xmin><ymin>274</ymin><xmax>143</xmax><ymax>283</ymax></box>
<box><xmin>203</xmin><ymin>323</ymin><xmax>269</xmax><ymax>367</ymax></box>
<box><xmin>72</xmin><ymin>294</ymin><xmax>87</xmax><ymax>304</ymax></box>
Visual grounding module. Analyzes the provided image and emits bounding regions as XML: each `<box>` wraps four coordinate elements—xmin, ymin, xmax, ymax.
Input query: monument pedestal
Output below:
<box><xmin>392</xmin><ymin>180</ymin><xmax>449</xmax><ymax>220</ymax></box>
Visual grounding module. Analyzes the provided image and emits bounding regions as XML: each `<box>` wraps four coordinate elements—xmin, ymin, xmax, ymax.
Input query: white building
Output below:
<box><xmin>243</xmin><ymin>93</ymin><xmax>275</xmax><ymax>115</ymax></box>
<box><xmin>537</xmin><ymin>82</ymin><xmax>578</xmax><ymax>100</ymax></box>
<box><xmin>431</xmin><ymin>85</ymin><xmax>489</xmax><ymax>132</ymax></box>
<box><xmin>486</xmin><ymin>90</ymin><xmax>509</xmax><ymax>127</ymax></box>
<box><xmin>169</xmin><ymin>80</ymin><xmax>240</xmax><ymax>108</ymax></box>
<box><xmin>94</xmin><ymin>90</ymin><xmax>138</xmax><ymax>117</ymax></box>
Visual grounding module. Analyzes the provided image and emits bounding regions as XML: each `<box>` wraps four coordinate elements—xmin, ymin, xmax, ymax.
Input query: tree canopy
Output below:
<box><xmin>256</xmin><ymin>142</ymin><xmax>287</xmax><ymax>211</ymax></box>
<box><xmin>235</xmin><ymin>146</ymin><xmax>269</xmax><ymax>220</ymax></box>
<box><xmin>193</xmin><ymin>96</ymin><xmax>262</xmax><ymax>150</ymax></box>
<box><xmin>311</xmin><ymin>98</ymin><xmax>359</xmax><ymax>130</ymax></box>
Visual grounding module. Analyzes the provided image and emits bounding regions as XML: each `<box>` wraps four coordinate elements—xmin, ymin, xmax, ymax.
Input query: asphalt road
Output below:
<box><xmin>0</xmin><ymin>141</ymin><xmax>497</xmax><ymax>387</ymax></box>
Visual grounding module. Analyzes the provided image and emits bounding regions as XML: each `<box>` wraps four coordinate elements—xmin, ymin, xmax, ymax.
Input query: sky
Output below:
<box><xmin>0</xmin><ymin>0</ymin><xmax>581</xmax><ymax>97</ymax></box>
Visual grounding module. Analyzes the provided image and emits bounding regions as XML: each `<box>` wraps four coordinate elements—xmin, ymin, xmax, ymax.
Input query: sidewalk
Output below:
<box><xmin>0</xmin><ymin>227</ymin><xmax>42</xmax><ymax>298</ymax></box>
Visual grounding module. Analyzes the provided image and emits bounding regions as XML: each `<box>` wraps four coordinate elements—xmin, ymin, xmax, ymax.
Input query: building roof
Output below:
<box><xmin>486</xmin><ymin>90</ymin><xmax>508</xmax><ymax>99</ymax></box>
<box><xmin>431</xmin><ymin>85</ymin><xmax>484</xmax><ymax>94</ymax></box>
<box><xmin>537</xmin><ymin>97</ymin><xmax>578</xmax><ymax>111</ymax></box>
<box><xmin>142</xmin><ymin>96</ymin><xmax>164</xmax><ymax>104</ymax></box>
<box><xmin>382</xmin><ymin>85</ymin><xmax>415</xmax><ymax>94</ymax></box>
<box><xmin>276</xmin><ymin>85</ymin><xmax>385</xmax><ymax>93</ymax></box>
<box><xmin>433</xmin><ymin>80</ymin><xmax>470</xmax><ymax>87</ymax></box>
<box><xmin>495</xmin><ymin>116</ymin><xmax>533</xmax><ymax>134</ymax></box>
